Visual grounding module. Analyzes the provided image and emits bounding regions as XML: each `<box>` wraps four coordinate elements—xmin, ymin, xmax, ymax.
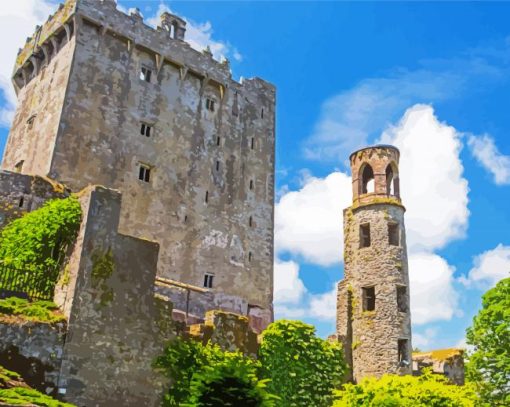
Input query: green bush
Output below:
<box><xmin>258</xmin><ymin>320</ymin><xmax>347</xmax><ymax>407</ymax></box>
<box><xmin>333</xmin><ymin>371</ymin><xmax>478</xmax><ymax>407</ymax></box>
<box><xmin>0</xmin><ymin>387</ymin><xmax>75</xmax><ymax>406</ymax></box>
<box><xmin>466</xmin><ymin>277</ymin><xmax>510</xmax><ymax>406</ymax></box>
<box><xmin>0</xmin><ymin>297</ymin><xmax>65</xmax><ymax>323</ymax></box>
<box><xmin>154</xmin><ymin>337</ymin><xmax>277</xmax><ymax>407</ymax></box>
<box><xmin>0</xmin><ymin>196</ymin><xmax>81</xmax><ymax>270</ymax></box>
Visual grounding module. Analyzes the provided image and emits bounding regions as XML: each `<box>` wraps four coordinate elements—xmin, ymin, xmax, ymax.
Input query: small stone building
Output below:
<box><xmin>413</xmin><ymin>348</ymin><xmax>465</xmax><ymax>385</ymax></box>
<box><xmin>336</xmin><ymin>145</ymin><xmax>413</xmax><ymax>382</ymax></box>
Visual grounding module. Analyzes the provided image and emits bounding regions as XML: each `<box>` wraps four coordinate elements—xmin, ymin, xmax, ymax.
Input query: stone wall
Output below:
<box><xmin>2</xmin><ymin>0</ymin><xmax>275</xmax><ymax>329</ymax></box>
<box><xmin>0</xmin><ymin>320</ymin><xmax>66</xmax><ymax>396</ymax></box>
<box><xmin>0</xmin><ymin>171</ymin><xmax>68</xmax><ymax>229</ymax></box>
<box><xmin>412</xmin><ymin>349</ymin><xmax>465</xmax><ymax>385</ymax></box>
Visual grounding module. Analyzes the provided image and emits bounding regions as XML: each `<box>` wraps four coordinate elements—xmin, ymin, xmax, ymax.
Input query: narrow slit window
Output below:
<box><xmin>140</xmin><ymin>66</ymin><xmax>152</xmax><ymax>82</ymax></box>
<box><xmin>138</xmin><ymin>164</ymin><xmax>151</xmax><ymax>183</ymax></box>
<box><xmin>203</xmin><ymin>274</ymin><xmax>214</xmax><ymax>288</ymax></box>
<box><xmin>261</xmin><ymin>108</ymin><xmax>264</xmax><ymax>119</ymax></box>
<box><xmin>251</xmin><ymin>137</ymin><xmax>255</xmax><ymax>150</ymax></box>
<box><xmin>388</xmin><ymin>223</ymin><xmax>399</xmax><ymax>246</ymax></box>
<box><xmin>27</xmin><ymin>115</ymin><xmax>36</xmax><ymax>130</ymax></box>
<box><xmin>397</xmin><ymin>286</ymin><xmax>407</xmax><ymax>312</ymax></box>
<box><xmin>18</xmin><ymin>197</ymin><xmax>24</xmax><ymax>208</ymax></box>
<box><xmin>398</xmin><ymin>339</ymin><xmax>409</xmax><ymax>364</ymax></box>
<box><xmin>360</xmin><ymin>224</ymin><xmax>371</xmax><ymax>248</ymax></box>
<box><xmin>362</xmin><ymin>286</ymin><xmax>375</xmax><ymax>311</ymax></box>
<box><xmin>216</xmin><ymin>161</ymin><xmax>220</xmax><ymax>171</ymax></box>
<box><xmin>249</xmin><ymin>216</ymin><xmax>253</xmax><ymax>227</ymax></box>
<box><xmin>205</xmin><ymin>191</ymin><xmax>209</xmax><ymax>203</ymax></box>
<box><xmin>140</xmin><ymin>123</ymin><xmax>152</xmax><ymax>137</ymax></box>
<box><xmin>205</xmin><ymin>98</ymin><xmax>215</xmax><ymax>112</ymax></box>
<box><xmin>249</xmin><ymin>179</ymin><xmax>254</xmax><ymax>190</ymax></box>
<box><xmin>248</xmin><ymin>252</ymin><xmax>252</xmax><ymax>262</ymax></box>
<box><xmin>216</xmin><ymin>136</ymin><xmax>221</xmax><ymax>146</ymax></box>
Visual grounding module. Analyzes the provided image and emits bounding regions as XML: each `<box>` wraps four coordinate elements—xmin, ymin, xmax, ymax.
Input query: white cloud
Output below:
<box><xmin>309</xmin><ymin>284</ymin><xmax>337</xmax><ymax>320</ymax></box>
<box><xmin>379</xmin><ymin>104</ymin><xmax>470</xmax><ymax>252</ymax></box>
<box><xmin>409</xmin><ymin>252</ymin><xmax>460</xmax><ymax>325</ymax></box>
<box><xmin>413</xmin><ymin>327</ymin><xmax>439</xmax><ymax>350</ymax></box>
<box><xmin>274</xmin><ymin>259</ymin><xmax>306</xmax><ymax>305</ymax></box>
<box><xmin>275</xmin><ymin>171</ymin><xmax>351</xmax><ymax>266</ymax></box>
<box><xmin>145</xmin><ymin>3</ymin><xmax>241</xmax><ymax>62</ymax></box>
<box><xmin>0</xmin><ymin>0</ymin><xmax>57</xmax><ymax>127</ymax></box>
<box><xmin>467</xmin><ymin>134</ymin><xmax>510</xmax><ymax>185</ymax></box>
<box><xmin>460</xmin><ymin>244</ymin><xmax>510</xmax><ymax>288</ymax></box>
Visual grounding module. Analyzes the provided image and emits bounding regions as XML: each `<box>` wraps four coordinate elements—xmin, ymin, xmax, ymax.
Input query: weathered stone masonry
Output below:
<box><xmin>337</xmin><ymin>145</ymin><xmax>413</xmax><ymax>382</ymax></box>
<box><xmin>2</xmin><ymin>0</ymin><xmax>275</xmax><ymax>328</ymax></box>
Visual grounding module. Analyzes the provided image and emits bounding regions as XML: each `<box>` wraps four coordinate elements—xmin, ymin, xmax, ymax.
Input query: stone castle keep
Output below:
<box><xmin>336</xmin><ymin>145</ymin><xmax>413</xmax><ymax>382</ymax></box>
<box><xmin>2</xmin><ymin>0</ymin><xmax>275</xmax><ymax>330</ymax></box>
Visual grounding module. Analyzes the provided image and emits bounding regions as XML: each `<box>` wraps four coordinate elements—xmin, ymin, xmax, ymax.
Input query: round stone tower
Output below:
<box><xmin>336</xmin><ymin>144</ymin><xmax>412</xmax><ymax>382</ymax></box>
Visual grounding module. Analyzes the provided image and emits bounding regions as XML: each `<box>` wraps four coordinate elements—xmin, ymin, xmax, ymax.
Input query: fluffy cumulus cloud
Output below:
<box><xmin>0</xmin><ymin>0</ymin><xmax>57</xmax><ymax>126</ymax></box>
<box><xmin>274</xmin><ymin>259</ymin><xmax>306</xmax><ymax>305</ymax></box>
<box><xmin>467</xmin><ymin>134</ymin><xmax>510</xmax><ymax>185</ymax></box>
<box><xmin>145</xmin><ymin>3</ymin><xmax>241</xmax><ymax>62</ymax></box>
<box><xmin>460</xmin><ymin>244</ymin><xmax>510</xmax><ymax>288</ymax></box>
<box><xmin>275</xmin><ymin>171</ymin><xmax>352</xmax><ymax>266</ymax></box>
<box><xmin>275</xmin><ymin>104</ymin><xmax>469</xmax><ymax>326</ymax></box>
<box><xmin>379</xmin><ymin>104</ymin><xmax>469</xmax><ymax>252</ymax></box>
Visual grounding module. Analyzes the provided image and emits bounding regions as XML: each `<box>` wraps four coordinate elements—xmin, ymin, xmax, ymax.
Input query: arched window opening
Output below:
<box><xmin>386</xmin><ymin>165</ymin><xmax>394</xmax><ymax>195</ymax></box>
<box><xmin>361</xmin><ymin>164</ymin><xmax>374</xmax><ymax>194</ymax></box>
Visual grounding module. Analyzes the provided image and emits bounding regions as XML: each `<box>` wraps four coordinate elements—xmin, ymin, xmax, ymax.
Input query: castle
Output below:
<box><xmin>2</xmin><ymin>0</ymin><xmax>275</xmax><ymax>331</ymax></box>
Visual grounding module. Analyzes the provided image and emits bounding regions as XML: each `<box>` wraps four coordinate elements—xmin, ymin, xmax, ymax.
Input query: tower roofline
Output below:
<box><xmin>349</xmin><ymin>144</ymin><xmax>400</xmax><ymax>161</ymax></box>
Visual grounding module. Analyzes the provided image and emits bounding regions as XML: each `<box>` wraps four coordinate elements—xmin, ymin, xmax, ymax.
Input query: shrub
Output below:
<box><xmin>0</xmin><ymin>297</ymin><xmax>65</xmax><ymax>323</ymax></box>
<box><xmin>466</xmin><ymin>277</ymin><xmax>510</xmax><ymax>406</ymax></box>
<box><xmin>154</xmin><ymin>337</ymin><xmax>277</xmax><ymax>407</ymax></box>
<box><xmin>0</xmin><ymin>387</ymin><xmax>75</xmax><ymax>406</ymax></box>
<box><xmin>258</xmin><ymin>320</ymin><xmax>347</xmax><ymax>407</ymax></box>
<box><xmin>333</xmin><ymin>370</ymin><xmax>478</xmax><ymax>407</ymax></box>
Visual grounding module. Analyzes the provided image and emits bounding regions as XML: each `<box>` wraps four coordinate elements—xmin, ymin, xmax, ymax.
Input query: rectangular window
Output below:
<box><xmin>362</xmin><ymin>286</ymin><xmax>375</xmax><ymax>311</ymax></box>
<box><xmin>216</xmin><ymin>136</ymin><xmax>221</xmax><ymax>146</ymax></box>
<box><xmin>398</xmin><ymin>339</ymin><xmax>409</xmax><ymax>364</ymax></box>
<box><xmin>138</xmin><ymin>164</ymin><xmax>151</xmax><ymax>183</ymax></box>
<box><xmin>249</xmin><ymin>216</ymin><xmax>253</xmax><ymax>227</ymax></box>
<box><xmin>251</xmin><ymin>137</ymin><xmax>255</xmax><ymax>150</ymax></box>
<box><xmin>249</xmin><ymin>179</ymin><xmax>254</xmax><ymax>190</ymax></box>
<box><xmin>203</xmin><ymin>273</ymin><xmax>214</xmax><ymax>288</ymax></box>
<box><xmin>216</xmin><ymin>161</ymin><xmax>220</xmax><ymax>171</ymax></box>
<box><xmin>140</xmin><ymin>123</ymin><xmax>152</xmax><ymax>137</ymax></box>
<box><xmin>140</xmin><ymin>66</ymin><xmax>152</xmax><ymax>82</ymax></box>
<box><xmin>248</xmin><ymin>252</ymin><xmax>252</xmax><ymax>262</ymax></box>
<box><xmin>205</xmin><ymin>191</ymin><xmax>209</xmax><ymax>203</ymax></box>
<box><xmin>388</xmin><ymin>223</ymin><xmax>399</xmax><ymax>246</ymax></box>
<box><xmin>360</xmin><ymin>224</ymin><xmax>371</xmax><ymax>248</ymax></box>
<box><xmin>205</xmin><ymin>98</ymin><xmax>215</xmax><ymax>112</ymax></box>
<box><xmin>261</xmin><ymin>108</ymin><xmax>264</xmax><ymax>119</ymax></box>
<box><xmin>397</xmin><ymin>286</ymin><xmax>407</xmax><ymax>312</ymax></box>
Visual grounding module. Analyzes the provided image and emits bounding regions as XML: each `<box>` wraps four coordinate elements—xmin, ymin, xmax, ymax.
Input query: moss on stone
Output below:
<box><xmin>0</xmin><ymin>297</ymin><xmax>65</xmax><ymax>324</ymax></box>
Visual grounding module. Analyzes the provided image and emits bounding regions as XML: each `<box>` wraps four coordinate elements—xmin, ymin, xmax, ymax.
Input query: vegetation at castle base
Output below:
<box><xmin>465</xmin><ymin>277</ymin><xmax>510</xmax><ymax>406</ymax></box>
<box><xmin>258</xmin><ymin>320</ymin><xmax>347</xmax><ymax>407</ymax></box>
<box><xmin>0</xmin><ymin>297</ymin><xmax>65</xmax><ymax>323</ymax></box>
<box><xmin>333</xmin><ymin>370</ymin><xmax>479</xmax><ymax>407</ymax></box>
<box><xmin>0</xmin><ymin>364</ymin><xmax>75</xmax><ymax>407</ymax></box>
<box><xmin>0</xmin><ymin>197</ymin><xmax>81</xmax><ymax>297</ymax></box>
<box><xmin>154</xmin><ymin>337</ymin><xmax>278</xmax><ymax>407</ymax></box>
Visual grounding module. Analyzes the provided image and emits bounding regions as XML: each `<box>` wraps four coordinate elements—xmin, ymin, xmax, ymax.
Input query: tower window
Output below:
<box><xmin>388</xmin><ymin>223</ymin><xmax>399</xmax><ymax>246</ymax></box>
<box><xmin>361</xmin><ymin>164</ymin><xmax>375</xmax><ymax>194</ymax></box>
<box><xmin>249</xmin><ymin>216</ymin><xmax>253</xmax><ymax>227</ymax></box>
<box><xmin>138</xmin><ymin>164</ymin><xmax>151</xmax><ymax>183</ymax></box>
<box><xmin>251</xmin><ymin>137</ymin><xmax>255</xmax><ymax>150</ymax></box>
<box><xmin>249</xmin><ymin>179</ymin><xmax>254</xmax><ymax>190</ymax></box>
<box><xmin>397</xmin><ymin>286</ymin><xmax>407</xmax><ymax>312</ymax></box>
<box><xmin>216</xmin><ymin>161</ymin><xmax>220</xmax><ymax>171</ymax></box>
<box><xmin>26</xmin><ymin>115</ymin><xmax>36</xmax><ymax>130</ymax></box>
<box><xmin>216</xmin><ymin>136</ymin><xmax>221</xmax><ymax>146</ymax></box>
<box><xmin>261</xmin><ymin>108</ymin><xmax>264</xmax><ymax>119</ymax></box>
<box><xmin>18</xmin><ymin>197</ymin><xmax>24</xmax><ymax>208</ymax></box>
<box><xmin>140</xmin><ymin>66</ymin><xmax>152</xmax><ymax>82</ymax></box>
<box><xmin>362</xmin><ymin>286</ymin><xmax>376</xmax><ymax>311</ymax></box>
<box><xmin>203</xmin><ymin>273</ymin><xmax>214</xmax><ymax>288</ymax></box>
<box><xmin>205</xmin><ymin>98</ymin><xmax>215</xmax><ymax>112</ymax></box>
<box><xmin>398</xmin><ymin>339</ymin><xmax>409</xmax><ymax>364</ymax></box>
<box><xmin>140</xmin><ymin>123</ymin><xmax>152</xmax><ymax>137</ymax></box>
<box><xmin>248</xmin><ymin>252</ymin><xmax>252</xmax><ymax>262</ymax></box>
<box><xmin>14</xmin><ymin>160</ymin><xmax>24</xmax><ymax>173</ymax></box>
<box><xmin>360</xmin><ymin>224</ymin><xmax>371</xmax><ymax>248</ymax></box>
<box><xmin>205</xmin><ymin>190</ymin><xmax>209</xmax><ymax>203</ymax></box>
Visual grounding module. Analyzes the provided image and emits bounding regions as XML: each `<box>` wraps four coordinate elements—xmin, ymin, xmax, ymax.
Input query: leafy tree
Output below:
<box><xmin>154</xmin><ymin>337</ymin><xmax>277</xmax><ymax>407</ymax></box>
<box><xmin>258</xmin><ymin>320</ymin><xmax>347</xmax><ymax>407</ymax></box>
<box><xmin>333</xmin><ymin>370</ymin><xmax>478</xmax><ymax>406</ymax></box>
<box><xmin>466</xmin><ymin>277</ymin><xmax>510</xmax><ymax>406</ymax></box>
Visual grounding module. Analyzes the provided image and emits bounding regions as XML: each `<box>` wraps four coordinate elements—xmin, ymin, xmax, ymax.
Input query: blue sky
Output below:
<box><xmin>1</xmin><ymin>1</ymin><xmax>509</xmax><ymax>349</ymax></box>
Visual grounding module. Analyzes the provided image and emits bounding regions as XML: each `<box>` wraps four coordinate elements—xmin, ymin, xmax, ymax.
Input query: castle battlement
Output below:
<box><xmin>13</xmin><ymin>0</ymin><xmax>275</xmax><ymax>98</ymax></box>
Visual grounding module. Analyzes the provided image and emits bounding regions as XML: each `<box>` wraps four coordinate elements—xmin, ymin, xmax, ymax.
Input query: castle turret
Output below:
<box><xmin>336</xmin><ymin>145</ymin><xmax>412</xmax><ymax>382</ymax></box>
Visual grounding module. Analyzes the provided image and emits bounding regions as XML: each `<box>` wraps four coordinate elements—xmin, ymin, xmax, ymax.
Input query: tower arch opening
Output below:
<box><xmin>360</xmin><ymin>163</ymin><xmax>375</xmax><ymax>194</ymax></box>
<box><xmin>385</xmin><ymin>162</ymin><xmax>400</xmax><ymax>197</ymax></box>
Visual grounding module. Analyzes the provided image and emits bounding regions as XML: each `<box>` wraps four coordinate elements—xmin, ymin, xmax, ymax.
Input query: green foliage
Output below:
<box><xmin>154</xmin><ymin>337</ymin><xmax>277</xmax><ymax>407</ymax></box>
<box><xmin>466</xmin><ymin>277</ymin><xmax>510</xmax><ymax>406</ymax></box>
<box><xmin>0</xmin><ymin>365</ymin><xmax>21</xmax><ymax>385</ymax></box>
<box><xmin>0</xmin><ymin>297</ymin><xmax>65</xmax><ymax>323</ymax></box>
<box><xmin>0</xmin><ymin>387</ymin><xmax>75</xmax><ymax>406</ymax></box>
<box><xmin>258</xmin><ymin>320</ymin><xmax>347</xmax><ymax>407</ymax></box>
<box><xmin>333</xmin><ymin>370</ymin><xmax>478</xmax><ymax>406</ymax></box>
<box><xmin>0</xmin><ymin>197</ymin><xmax>81</xmax><ymax>297</ymax></box>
